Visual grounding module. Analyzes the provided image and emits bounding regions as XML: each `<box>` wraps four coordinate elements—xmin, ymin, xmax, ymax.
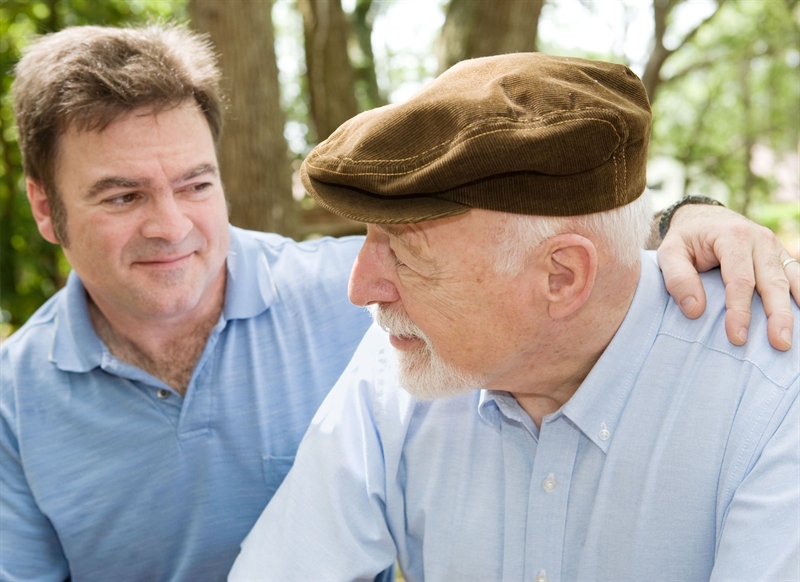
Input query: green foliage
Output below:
<box><xmin>1</xmin><ymin>0</ymin><xmax>797</xmax><ymax>333</ymax></box>
<box><xmin>0</xmin><ymin>0</ymin><xmax>186</xmax><ymax>335</ymax></box>
<box><xmin>650</xmin><ymin>0</ymin><xmax>800</xmax><ymax>214</ymax></box>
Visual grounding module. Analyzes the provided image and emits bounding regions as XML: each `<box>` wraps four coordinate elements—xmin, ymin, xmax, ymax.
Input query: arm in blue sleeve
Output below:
<box><xmin>229</xmin><ymin>330</ymin><xmax>398</xmax><ymax>581</ymax></box>
<box><xmin>711</xmin><ymin>389</ymin><xmax>800</xmax><ymax>580</ymax></box>
<box><xmin>0</xmin><ymin>370</ymin><xmax>69</xmax><ymax>582</ymax></box>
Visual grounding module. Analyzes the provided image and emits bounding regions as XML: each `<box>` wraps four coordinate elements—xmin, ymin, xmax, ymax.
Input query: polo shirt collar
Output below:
<box><xmin>50</xmin><ymin>271</ymin><xmax>106</xmax><ymax>372</ymax></box>
<box><xmin>50</xmin><ymin>225</ymin><xmax>276</xmax><ymax>372</ymax></box>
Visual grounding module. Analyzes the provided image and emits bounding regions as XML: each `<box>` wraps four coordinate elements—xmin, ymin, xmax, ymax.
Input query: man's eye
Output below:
<box><xmin>388</xmin><ymin>246</ymin><xmax>406</xmax><ymax>268</ymax></box>
<box><xmin>189</xmin><ymin>182</ymin><xmax>211</xmax><ymax>193</ymax></box>
<box><xmin>105</xmin><ymin>193</ymin><xmax>139</xmax><ymax>206</ymax></box>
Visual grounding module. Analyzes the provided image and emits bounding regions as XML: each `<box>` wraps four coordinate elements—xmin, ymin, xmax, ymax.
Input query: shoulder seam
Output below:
<box><xmin>657</xmin><ymin>331</ymin><xmax>797</xmax><ymax>389</ymax></box>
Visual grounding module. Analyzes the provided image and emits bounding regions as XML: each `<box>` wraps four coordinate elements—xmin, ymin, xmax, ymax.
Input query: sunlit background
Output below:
<box><xmin>1</xmin><ymin>0</ymin><xmax>798</xmax><ymax>336</ymax></box>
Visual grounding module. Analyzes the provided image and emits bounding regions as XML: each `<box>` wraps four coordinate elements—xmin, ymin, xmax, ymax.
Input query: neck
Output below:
<box><xmin>87</xmin><ymin>272</ymin><xmax>226</xmax><ymax>395</ymax></box>
<box><xmin>507</xmin><ymin>260</ymin><xmax>640</xmax><ymax>427</ymax></box>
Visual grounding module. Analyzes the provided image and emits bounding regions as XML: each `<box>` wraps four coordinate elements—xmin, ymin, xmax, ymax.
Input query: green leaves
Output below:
<box><xmin>651</xmin><ymin>0</ymin><xmax>799</xmax><ymax>216</ymax></box>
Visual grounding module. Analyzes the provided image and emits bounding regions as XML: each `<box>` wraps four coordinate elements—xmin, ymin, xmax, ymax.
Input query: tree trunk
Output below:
<box><xmin>189</xmin><ymin>0</ymin><xmax>295</xmax><ymax>236</ymax></box>
<box><xmin>438</xmin><ymin>0</ymin><xmax>544</xmax><ymax>74</ymax></box>
<box><xmin>298</xmin><ymin>0</ymin><xmax>360</xmax><ymax>142</ymax></box>
<box><xmin>738</xmin><ymin>58</ymin><xmax>756</xmax><ymax>217</ymax></box>
<box><xmin>351</xmin><ymin>0</ymin><xmax>386</xmax><ymax>110</ymax></box>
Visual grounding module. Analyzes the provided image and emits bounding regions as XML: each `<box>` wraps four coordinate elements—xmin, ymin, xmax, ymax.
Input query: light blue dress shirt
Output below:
<box><xmin>231</xmin><ymin>253</ymin><xmax>800</xmax><ymax>581</ymax></box>
<box><xmin>0</xmin><ymin>227</ymin><xmax>373</xmax><ymax>581</ymax></box>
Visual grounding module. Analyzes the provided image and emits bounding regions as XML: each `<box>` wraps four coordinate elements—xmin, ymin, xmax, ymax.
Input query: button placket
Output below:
<box><xmin>525</xmin><ymin>417</ymin><xmax>581</xmax><ymax>582</ymax></box>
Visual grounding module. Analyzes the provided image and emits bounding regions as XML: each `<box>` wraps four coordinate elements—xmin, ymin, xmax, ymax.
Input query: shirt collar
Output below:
<box><xmin>560</xmin><ymin>252</ymin><xmax>668</xmax><ymax>453</ymax></box>
<box><xmin>478</xmin><ymin>389</ymin><xmax>541</xmax><ymax>438</ymax></box>
<box><xmin>51</xmin><ymin>225</ymin><xmax>276</xmax><ymax>372</ymax></box>
<box><xmin>222</xmin><ymin>226</ymin><xmax>278</xmax><ymax>321</ymax></box>
<box><xmin>50</xmin><ymin>271</ymin><xmax>106</xmax><ymax>372</ymax></box>
<box><xmin>477</xmin><ymin>252</ymin><xmax>668</xmax><ymax>452</ymax></box>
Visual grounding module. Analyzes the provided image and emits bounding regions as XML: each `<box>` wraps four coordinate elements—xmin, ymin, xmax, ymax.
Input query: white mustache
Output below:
<box><xmin>368</xmin><ymin>304</ymin><xmax>428</xmax><ymax>343</ymax></box>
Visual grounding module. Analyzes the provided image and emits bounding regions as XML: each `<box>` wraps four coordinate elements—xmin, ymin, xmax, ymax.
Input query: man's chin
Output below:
<box><xmin>397</xmin><ymin>375</ymin><xmax>478</xmax><ymax>401</ymax></box>
<box><xmin>124</xmin><ymin>288</ymin><xmax>206</xmax><ymax>320</ymax></box>
<box><xmin>394</xmin><ymin>349</ymin><xmax>483</xmax><ymax>401</ymax></box>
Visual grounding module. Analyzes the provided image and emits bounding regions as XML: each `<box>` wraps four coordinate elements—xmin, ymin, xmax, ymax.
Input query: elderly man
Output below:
<box><xmin>230</xmin><ymin>54</ymin><xmax>799</xmax><ymax>580</ymax></box>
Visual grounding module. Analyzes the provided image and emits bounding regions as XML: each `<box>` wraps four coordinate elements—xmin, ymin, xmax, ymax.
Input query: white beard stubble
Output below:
<box><xmin>368</xmin><ymin>304</ymin><xmax>485</xmax><ymax>400</ymax></box>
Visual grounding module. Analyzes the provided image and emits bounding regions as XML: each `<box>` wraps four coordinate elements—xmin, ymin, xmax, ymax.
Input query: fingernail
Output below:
<box><xmin>680</xmin><ymin>296</ymin><xmax>697</xmax><ymax>314</ymax></box>
<box><xmin>780</xmin><ymin>328</ymin><xmax>792</xmax><ymax>348</ymax></box>
<box><xmin>737</xmin><ymin>327</ymin><xmax>748</xmax><ymax>344</ymax></box>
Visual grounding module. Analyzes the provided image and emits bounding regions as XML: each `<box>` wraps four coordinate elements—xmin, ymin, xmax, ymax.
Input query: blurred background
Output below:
<box><xmin>1</xmin><ymin>0</ymin><xmax>798</xmax><ymax>336</ymax></box>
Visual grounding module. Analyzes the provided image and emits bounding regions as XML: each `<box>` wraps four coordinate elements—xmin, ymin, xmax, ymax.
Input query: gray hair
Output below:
<box><xmin>494</xmin><ymin>190</ymin><xmax>653</xmax><ymax>276</ymax></box>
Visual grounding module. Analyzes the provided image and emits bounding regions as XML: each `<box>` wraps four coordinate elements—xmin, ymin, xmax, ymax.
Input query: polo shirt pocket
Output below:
<box><xmin>262</xmin><ymin>455</ymin><xmax>296</xmax><ymax>500</ymax></box>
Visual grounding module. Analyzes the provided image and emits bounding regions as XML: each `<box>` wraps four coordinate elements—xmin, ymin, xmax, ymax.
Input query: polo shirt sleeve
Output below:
<box><xmin>711</xmin><ymin>388</ymin><xmax>800</xmax><ymax>580</ymax></box>
<box><xmin>0</xmin><ymin>352</ymin><xmax>70</xmax><ymax>582</ymax></box>
<box><xmin>229</xmin><ymin>327</ymin><xmax>398</xmax><ymax>580</ymax></box>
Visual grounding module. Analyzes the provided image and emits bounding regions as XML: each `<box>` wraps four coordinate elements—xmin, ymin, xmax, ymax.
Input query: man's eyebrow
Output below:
<box><xmin>375</xmin><ymin>224</ymin><xmax>429</xmax><ymax>262</ymax></box>
<box><xmin>84</xmin><ymin>164</ymin><xmax>218</xmax><ymax>200</ymax></box>
<box><xmin>86</xmin><ymin>177</ymin><xmax>149</xmax><ymax>200</ymax></box>
<box><xmin>176</xmin><ymin>163</ymin><xmax>218</xmax><ymax>183</ymax></box>
<box><xmin>375</xmin><ymin>224</ymin><xmax>407</xmax><ymax>238</ymax></box>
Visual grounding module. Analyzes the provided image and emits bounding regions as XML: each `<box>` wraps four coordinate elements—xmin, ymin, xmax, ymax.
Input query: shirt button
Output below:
<box><xmin>534</xmin><ymin>569</ymin><xmax>550</xmax><ymax>582</ymax></box>
<box><xmin>599</xmin><ymin>422</ymin><xmax>611</xmax><ymax>441</ymax></box>
<box><xmin>542</xmin><ymin>473</ymin><xmax>557</xmax><ymax>493</ymax></box>
<box><xmin>157</xmin><ymin>389</ymin><xmax>170</xmax><ymax>400</ymax></box>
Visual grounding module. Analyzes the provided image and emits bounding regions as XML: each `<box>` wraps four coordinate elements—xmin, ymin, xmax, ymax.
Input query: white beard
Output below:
<box><xmin>368</xmin><ymin>304</ymin><xmax>485</xmax><ymax>400</ymax></box>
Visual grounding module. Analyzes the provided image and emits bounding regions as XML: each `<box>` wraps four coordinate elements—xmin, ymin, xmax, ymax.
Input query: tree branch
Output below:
<box><xmin>643</xmin><ymin>0</ymin><xmax>727</xmax><ymax>102</ymax></box>
<box><xmin>668</xmin><ymin>0</ymin><xmax>727</xmax><ymax>56</ymax></box>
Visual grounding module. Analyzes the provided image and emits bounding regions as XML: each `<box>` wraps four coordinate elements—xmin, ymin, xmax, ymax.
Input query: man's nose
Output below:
<box><xmin>348</xmin><ymin>228</ymin><xmax>401</xmax><ymax>307</ymax></box>
<box><xmin>141</xmin><ymin>194</ymin><xmax>193</xmax><ymax>243</ymax></box>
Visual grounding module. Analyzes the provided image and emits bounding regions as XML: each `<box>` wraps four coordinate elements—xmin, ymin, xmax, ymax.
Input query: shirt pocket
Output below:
<box><xmin>262</xmin><ymin>455</ymin><xmax>296</xmax><ymax>500</ymax></box>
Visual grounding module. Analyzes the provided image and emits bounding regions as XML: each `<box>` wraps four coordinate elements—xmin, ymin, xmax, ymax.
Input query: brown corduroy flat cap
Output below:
<box><xmin>301</xmin><ymin>53</ymin><xmax>651</xmax><ymax>223</ymax></box>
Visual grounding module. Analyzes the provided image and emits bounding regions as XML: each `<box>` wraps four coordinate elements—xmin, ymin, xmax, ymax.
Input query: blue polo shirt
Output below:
<box><xmin>231</xmin><ymin>253</ymin><xmax>799</xmax><ymax>581</ymax></box>
<box><xmin>0</xmin><ymin>226</ymin><xmax>372</xmax><ymax>581</ymax></box>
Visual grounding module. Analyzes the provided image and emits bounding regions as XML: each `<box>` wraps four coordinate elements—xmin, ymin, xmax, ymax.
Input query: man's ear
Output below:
<box><xmin>26</xmin><ymin>178</ymin><xmax>59</xmax><ymax>244</ymax></box>
<box><xmin>539</xmin><ymin>233</ymin><xmax>597</xmax><ymax>319</ymax></box>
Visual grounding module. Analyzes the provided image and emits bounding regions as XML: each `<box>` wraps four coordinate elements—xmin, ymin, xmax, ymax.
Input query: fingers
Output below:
<box><xmin>785</xmin><ymin>256</ymin><xmax>800</xmax><ymax>308</ymax></box>
<box><xmin>720</xmin><ymin>255</ymin><xmax>756</xmax><ymax>347</ymax></box>
<box><xmin>658</xmin><ymin>202</ymin><xmax>797</xmax><ymax>350</ymax></box>
<box><xmin>748</xmin><ymin>230</ymin><xmax>795</xmax><ymax>351</ymax></box>
<box><xmin>657</xmin><ymin>238</ymin><xmax>708</xmax><ymax>319</ymax></box>
<box><xmin>763</xmin><ymin>251</ymin><xmax>800</xmax><ymax>351</ymax></box>
<box><xmin>658</xmin><ymin>204</ymin><xmax>727</xmax><ymax>320</ymax></box>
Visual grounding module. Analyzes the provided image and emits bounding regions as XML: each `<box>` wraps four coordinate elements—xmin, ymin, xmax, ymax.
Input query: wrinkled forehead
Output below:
<box><xmin>373</xmin><ymin>223</ymin><xmax>430</xmax><ymax>259</ymax></box>
<box><xmin>372</xmin><ymin>209</ymin><xmax>507</xmax><ymax>262</ymax></box>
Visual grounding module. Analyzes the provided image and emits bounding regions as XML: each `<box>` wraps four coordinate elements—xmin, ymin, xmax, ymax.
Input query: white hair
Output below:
<box><xmin>494</xmin><ymin>190</ymin><xmax>653</xmax><ymax>276</ymax></box>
